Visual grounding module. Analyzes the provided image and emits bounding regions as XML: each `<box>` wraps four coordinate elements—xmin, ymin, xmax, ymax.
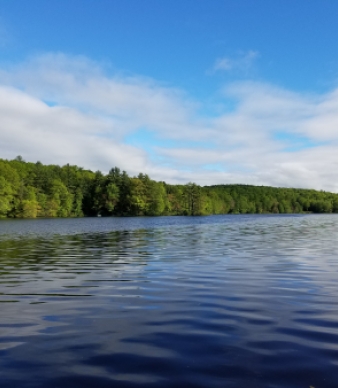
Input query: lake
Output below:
<box><xmin>1</xmin><ymin>214</ymin><xmax>338</xmax><ymax>387</ymax></box>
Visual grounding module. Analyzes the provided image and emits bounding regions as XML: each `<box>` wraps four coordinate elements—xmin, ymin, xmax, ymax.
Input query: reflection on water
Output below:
<box><xmin>1</xmin><ymin>215</ymin><xmax>338</xmax><ymax>387</ymax></box>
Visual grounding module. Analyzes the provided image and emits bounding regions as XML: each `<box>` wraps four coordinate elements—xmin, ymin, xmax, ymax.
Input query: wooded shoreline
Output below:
<box><xmin>1</xmin><ymin>157</ymin><xmax>338</xmax><ymax>218</ymax></box>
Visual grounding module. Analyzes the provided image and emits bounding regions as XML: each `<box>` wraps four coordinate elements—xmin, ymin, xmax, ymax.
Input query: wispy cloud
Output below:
<box><xmin>1</xmin><ymin>53</ymin><xmax>338</xmax><ymax>191</ymax></box>
<box><xmin>213</xmin><ymin>50</ymin><xmax>259</xmax><ymax>74</ymax></box>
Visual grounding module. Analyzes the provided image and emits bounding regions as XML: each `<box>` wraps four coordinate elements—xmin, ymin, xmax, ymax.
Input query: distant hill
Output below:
<box><xmin>1</xmin><ymin>157</ymin><xmax>337</xmax><ymax>218</ymax></box>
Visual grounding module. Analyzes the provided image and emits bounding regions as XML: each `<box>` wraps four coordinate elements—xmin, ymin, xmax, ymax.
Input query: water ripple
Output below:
<box><xmin>1</xmin><ymin>214</ymin><xmax>338</xmax><ymax>387</ymax></box>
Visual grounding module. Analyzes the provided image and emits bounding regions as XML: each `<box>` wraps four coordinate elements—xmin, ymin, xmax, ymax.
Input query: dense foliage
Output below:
<box><xmin>1</xmin><ymin>157</ymin><xmax>338</xmax><ymax>218</ymax></box>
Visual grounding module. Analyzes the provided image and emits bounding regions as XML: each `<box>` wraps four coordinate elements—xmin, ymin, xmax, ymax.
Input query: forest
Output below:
<box><xmin>1</xmin><ymin>156</ymin><xmax>338</xmax><ymax>218</ymax></box>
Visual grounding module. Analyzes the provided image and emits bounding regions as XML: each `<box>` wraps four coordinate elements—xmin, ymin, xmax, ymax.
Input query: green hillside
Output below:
<box><xmin>1</xmin><ymin>157</ymin><xmax>337</xmax><ymax>218</ymax></box>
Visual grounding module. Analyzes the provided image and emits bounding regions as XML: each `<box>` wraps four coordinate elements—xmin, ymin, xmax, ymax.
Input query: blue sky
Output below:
<box><xmin>1</xmin><ymin>1</ymin><xmax>338</xmax><ymax>190</ymax></box>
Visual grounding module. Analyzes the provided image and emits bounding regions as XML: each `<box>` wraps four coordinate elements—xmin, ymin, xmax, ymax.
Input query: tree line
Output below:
<box><xmin>1</xmin><ymin>156</ymin><xmax>338</xmax><ymax>218</ymax></box>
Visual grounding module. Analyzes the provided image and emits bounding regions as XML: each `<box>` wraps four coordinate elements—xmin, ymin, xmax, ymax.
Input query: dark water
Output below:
<box><xmin>1</xmin><ymin>215</ymin><xmax>338</xmax><ymax>387</ymax></box>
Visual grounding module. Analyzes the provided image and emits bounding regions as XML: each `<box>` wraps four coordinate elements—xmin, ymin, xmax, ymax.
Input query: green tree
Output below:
<box><xmin>0</xmin><ymin>177</ymin><xmax>13</xmax><ymax>217</ymax></box>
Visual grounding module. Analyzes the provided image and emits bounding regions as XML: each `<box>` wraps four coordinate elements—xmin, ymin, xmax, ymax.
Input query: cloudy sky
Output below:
<box><xmin>1</xmin><ymin>1</ymin><xmax>338</xmax><ymax>190</ymax></box>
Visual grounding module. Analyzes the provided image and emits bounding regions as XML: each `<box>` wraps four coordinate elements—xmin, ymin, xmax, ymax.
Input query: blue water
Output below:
<box><xmin>1</xmin><ymin>214</ymin><xmax>338</xmax><ymax>387</ymax></box>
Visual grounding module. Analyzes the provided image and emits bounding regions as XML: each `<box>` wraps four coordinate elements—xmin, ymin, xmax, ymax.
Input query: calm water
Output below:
<box><xmin>1</xmin><ymin>214</ymin><xmax>338</xmax><ymax>387</ymax></box>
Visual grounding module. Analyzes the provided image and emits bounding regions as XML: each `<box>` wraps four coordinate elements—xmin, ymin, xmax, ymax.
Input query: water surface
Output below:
<box><xmin>1</xmin><ymin>214</ymin><xmax>338</xmax><ymax>387</ymax></box>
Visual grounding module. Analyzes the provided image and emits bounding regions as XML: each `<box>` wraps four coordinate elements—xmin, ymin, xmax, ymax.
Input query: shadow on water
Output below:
<box><xmin>1</xmin><ymin>215</ymin><xmax>338</xmax><ymax>387</ymax></box>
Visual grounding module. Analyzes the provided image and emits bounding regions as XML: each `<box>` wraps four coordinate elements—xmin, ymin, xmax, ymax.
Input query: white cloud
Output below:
<box><xmin>0</xmin><ymin>53</ymin><xmax>200</xmax><ymax>139</ymax></box>
<box><xmin>213</xmin><ymin>50</ymin><xmax>259</xmax><ymax>73</ymax></box>
<box><xmin>1</xmin><ymin>53</ymin><xmax>338</xmax><ymax>191</ymax></box>
<box><xmin>0</xmin><ymin>86</ymin><xmax>149</xmax><ymax>174</ymax></box>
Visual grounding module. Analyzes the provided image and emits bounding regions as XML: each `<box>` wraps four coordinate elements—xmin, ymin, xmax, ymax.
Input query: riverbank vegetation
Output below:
<box><xmin>1</xmin><ymin>157</ymin><xmax>338</xmax><ymax>218</ymax></box>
